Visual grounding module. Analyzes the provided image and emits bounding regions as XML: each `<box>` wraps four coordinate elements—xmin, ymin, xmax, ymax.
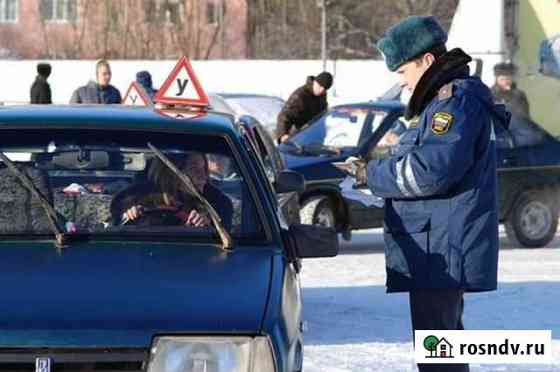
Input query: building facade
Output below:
<box><xmin>0</xmin><ymin>0</ymin><xmax>247</xmax><ymax>59</ymax></box>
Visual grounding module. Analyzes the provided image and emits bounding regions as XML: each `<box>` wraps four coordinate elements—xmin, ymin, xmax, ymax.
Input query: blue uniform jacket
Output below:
<box><xmin>367</xmin><ymin>69</ymin><xmax>510</xmax><ymax>293</ymax></box>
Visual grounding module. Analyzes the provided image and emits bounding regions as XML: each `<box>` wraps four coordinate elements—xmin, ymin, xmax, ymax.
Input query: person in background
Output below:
<box><xmin>491</xmin><ymin>62</ymin><xmax>530</xmax><ymax>118</ymax></box>
<box><xmin>136</xmin><ymin>70</ymin><xmax>158</xmax><ymax>100</ymax></box>
<box><xmin>30</xmin><ymin>63</ymin><xmax>52</xmax><ymax>104</ymax></box>
<box><xmin>70</xmin><ymin>59</ymin><xmax>121</xmax><ymax>104</ymax></box>
<box><xmin>276</xmin><ymin>72</ymin><xmax>333</xmax><ymax>143</ymax></box>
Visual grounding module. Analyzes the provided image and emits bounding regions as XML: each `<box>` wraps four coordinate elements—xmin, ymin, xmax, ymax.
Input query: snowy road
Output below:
<box><xmin>302</xmin><ymin>228</ymin><xmax>560</xmax><ymax>372</ymax></box>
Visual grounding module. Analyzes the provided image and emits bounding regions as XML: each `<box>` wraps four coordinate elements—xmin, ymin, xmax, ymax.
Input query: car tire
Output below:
<box><xmin>505</xmin><ymin>190</ymin><xmax>558</xmax><ymax>248</ymax></box>
<box><xmin>300</xmin><ymin>195</ymin><xmax>336</xmax><ymax>228</ymax></box>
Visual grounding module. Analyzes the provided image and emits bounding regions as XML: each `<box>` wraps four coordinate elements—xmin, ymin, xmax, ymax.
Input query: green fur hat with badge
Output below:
<box><xmin>376</xmin><ymin>16</ymin><xmax>448</xmax><ymax>72</ymax></box>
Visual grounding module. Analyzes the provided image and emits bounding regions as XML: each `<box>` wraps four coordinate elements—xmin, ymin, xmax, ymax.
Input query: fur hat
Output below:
<box><xmin>376</xmin><ymin>16</ymin><xmax>448</xmax><ymax>72</ymax></box>
<box><xmin>494</xmin><ymin>62</ymin><xmax>517</xmax><ymax>76</ymax></box>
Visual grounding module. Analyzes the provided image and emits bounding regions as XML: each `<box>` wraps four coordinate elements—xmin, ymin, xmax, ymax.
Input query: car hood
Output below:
<box><xmin>0</xmin><ymin>241</ymin><xmax>273</xmax><ymax>348</ymax></box>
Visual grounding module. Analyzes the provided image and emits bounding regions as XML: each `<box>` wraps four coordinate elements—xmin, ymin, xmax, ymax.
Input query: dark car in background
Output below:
<box><xmin>280</xmin><ymin>101</ymin><xmax>560</xmax><ymax>248</ymax></box>
<box><xmin>209</xmin><ymin>94</ymin><xmax>300</xmax><ymax>226</ymax></box>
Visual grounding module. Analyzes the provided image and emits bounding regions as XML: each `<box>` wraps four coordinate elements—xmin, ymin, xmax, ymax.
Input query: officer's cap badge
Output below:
<box><xmin>431</xmin><ymin>112</ymin><xmax>453</xmax><ymax>135</ymax></box>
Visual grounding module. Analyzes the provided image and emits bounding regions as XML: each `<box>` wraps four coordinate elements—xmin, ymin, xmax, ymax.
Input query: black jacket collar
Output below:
<box><xmin>405</xmin><ymin>48</ymin><xmax>472</xmax><ymax>119</ymax></box>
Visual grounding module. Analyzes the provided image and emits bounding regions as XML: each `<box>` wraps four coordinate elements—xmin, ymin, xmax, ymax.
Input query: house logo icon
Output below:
<box><xmin>423</xmin><ymin>335</ymin><xmax>454</xmax><ymax>358</ymax></box>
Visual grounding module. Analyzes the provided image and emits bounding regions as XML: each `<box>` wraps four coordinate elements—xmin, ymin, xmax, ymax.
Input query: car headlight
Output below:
<box><xmin>147</xmin><ymin>336</ymin><xmax>276</xmax><ymax>372</ymax></box>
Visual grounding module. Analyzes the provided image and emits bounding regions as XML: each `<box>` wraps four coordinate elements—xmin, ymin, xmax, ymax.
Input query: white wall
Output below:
<box><xmin>0</xmin><ymin>59</ymin><xmax>397</xmax><ymax>106</ymax></box>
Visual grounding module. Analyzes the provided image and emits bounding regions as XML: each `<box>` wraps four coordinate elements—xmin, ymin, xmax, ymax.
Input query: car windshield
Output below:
<box><xmin>287</xmin><ymin>107</ymin><xmax>386</xmax><ymax>151</ymax></box>
<box><xmin>0</xmin><ymin>129</ymin><xmax>264</xmax><ymax>242</ymax></box>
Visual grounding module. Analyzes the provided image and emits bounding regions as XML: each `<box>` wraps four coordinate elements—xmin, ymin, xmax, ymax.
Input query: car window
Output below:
<box><xmin>208</xmin><ymin>95</ymin><xmax>236</xmax><ymax>116</ymax></box>
<box><xmin>376</xmin><ymin>118</ymin><xmax>404</xmax><ymax>149</ymax></box>
<box><xmin>0</xmin><ymin>129</ymin><xmax>264</xmax><ymax>242</ymax></box>
<box><xmin>507</xmin><ymin>114</ymin><xmax>551</xmax><ymax>148</ymax></box>
<box><xmin>291</xmin><ymin>107</ymin><xmax>384</xmax><ymax>150</ymax></box>
<box><xmin>539</xmin><ymin>34</ymin><xmax>560</xmax><ymax>79</ymax></box>
<box><xmin>224</xmin><ymin>97</ymin><xmax>284</xmax><ymax>135</ymax></box>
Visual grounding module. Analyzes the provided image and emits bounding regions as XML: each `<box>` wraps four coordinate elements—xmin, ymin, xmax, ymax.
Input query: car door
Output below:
<box><xmin>238</xmin><ymin>117</ymin><xmax>301</xmax><ymax>226</ymax></box>
<box><xmin>253</xmin><ymin>123</ymin><xmax>302</xmax><ymax>226</ymax></box>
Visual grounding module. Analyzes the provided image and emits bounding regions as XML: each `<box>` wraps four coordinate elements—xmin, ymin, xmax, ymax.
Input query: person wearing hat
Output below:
<box><xmin>352</xmin><ymin>16</ymin><xmax>510</xmax><ymax>372</ymax></box>
<box><xmin>30</xmin><ymin>63</ymin><xmax>52</xmax><ymax>104</ymax></box>
<box><xmin>136</xmin><ymin>70</ymin><xmax>158</xmax><ymax>100</ymax></box>
<box><xmin>491</xmin><ymin>62</ymin><xmax>530</xmax><ymax>118</ymax></box>
<box><xmin>276</xmin><ymin>72</ymin><xmax>333</xmax><ymax>143</ymax></box>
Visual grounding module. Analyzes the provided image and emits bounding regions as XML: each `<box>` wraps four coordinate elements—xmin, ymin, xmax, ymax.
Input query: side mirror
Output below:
<box><xmin>284</xmin><ymin>224</ymin><xmax>339</xmax><ymax>259</ymax></box>
<box><xmin>274</xmin><ymin>170</ymin><xmax>305</xmax><ymax>194</ymax></box>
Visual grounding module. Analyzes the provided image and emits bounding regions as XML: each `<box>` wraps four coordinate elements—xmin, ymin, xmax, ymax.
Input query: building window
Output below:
<box><xmin>207</xmin><ymin>1</ymin><xmax>222</xmax><ymax>25</ymax></box>
<box><xmin>145</xmin><ymin>0</ymin><xmax>183</xmax><ymax>24</ymax></box>
<box><xmin>41</xmin><ymin>0</ymin><xmax>78</xmax><ymax>22</ymax></box>
<box><xmin>160</xmin><ymin>0</ymin><xmax>183</xmax><ymax>24</ymax></box>
<box><xmin>0</xmin><ymin>0</ymin><xmax>18</xmax><ymax>22</ymax></box>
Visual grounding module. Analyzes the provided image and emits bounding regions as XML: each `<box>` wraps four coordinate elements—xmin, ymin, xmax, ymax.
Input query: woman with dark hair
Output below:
<box><xmin>112</xmin><ymin>152</ymin><xmax>233</xmax><ymax>230</ymax></box>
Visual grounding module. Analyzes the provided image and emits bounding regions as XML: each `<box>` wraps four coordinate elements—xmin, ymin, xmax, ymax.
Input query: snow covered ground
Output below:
<box><xmin>302</xmin><ymin>228</ymin><xmax>560</xmax><ymax>371</ymax></box>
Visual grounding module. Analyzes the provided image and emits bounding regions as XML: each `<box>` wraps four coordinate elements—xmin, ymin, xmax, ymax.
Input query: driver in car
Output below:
<box><xmin>112</xmin><ymin>152</ymin><xmax>233</xmax><ymax>230</ymax></box>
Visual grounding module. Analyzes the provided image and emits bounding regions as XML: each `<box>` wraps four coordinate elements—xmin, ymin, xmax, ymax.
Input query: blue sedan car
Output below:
<box><xmin>0</xmin><ymin>105</ymin><xmax>337</xmax><ymax>371</ymax></box>
<box><xmin>280</xmin><ymin>101</ymin><xmax>560</xmax><ymax>248</ymax></box>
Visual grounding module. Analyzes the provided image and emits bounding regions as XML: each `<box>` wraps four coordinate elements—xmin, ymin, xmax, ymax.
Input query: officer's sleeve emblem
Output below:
<box><xmin>431</xmin><ymin>112</ymin><xmax>453</xmax><ymax>135</ymax></box>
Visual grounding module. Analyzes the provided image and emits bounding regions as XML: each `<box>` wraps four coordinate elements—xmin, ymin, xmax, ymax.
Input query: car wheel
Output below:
<box><xmin>505</xmin><ymin>191</ymin><xmax>558</xmax><ymax>248</ymax></box>
<box><xmin>300</xmin><ymin>195</ymin><xmax>335</xmax><ymax>228</ymax></box>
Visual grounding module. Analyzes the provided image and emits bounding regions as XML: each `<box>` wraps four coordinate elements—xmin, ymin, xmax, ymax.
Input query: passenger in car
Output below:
<box><xmin>112</xmin><ymin>152</ymin><xmax>233</xmax><ymax>230</ymax></box>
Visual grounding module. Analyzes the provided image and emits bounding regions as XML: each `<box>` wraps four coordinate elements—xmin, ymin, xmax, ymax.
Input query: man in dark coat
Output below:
<box><xmin>491</xmin><ymin>62</ymin><xmax>530</xmax><ymax>118</ymax></box>
<box><xmin>30</xmin><ymin>63</ymin><xmax>52</xmax><ymax>104</ymax></box>
<box><xmin>276</xmin><ymin>72</ymin><xmax>333</xmax><ymax>143</ymax></box>
<box><xmin>136</xmin><ymin>70</ymin><xmax>158</xmax><ymax>100</ymax></box>
<box><xmin>356</xmin><ymin>16</ymin><xmax>510</xmax><ymax>372</ymax></box>
<box><xmin>70</xmin><ymin>59</ymin><xmax>121</xmax><ymax>104</ymax></box>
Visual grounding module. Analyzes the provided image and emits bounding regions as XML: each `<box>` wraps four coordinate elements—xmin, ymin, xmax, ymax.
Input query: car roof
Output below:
<box><xmin>215</xmin><ymin>93</ymin><xmax>285</xmax><ymax>102</ymax></box>
<box><xmin>0</xmin><ymin>105</ymin><xmax>238</xmax><ymax>136</ymax></box>
<box><xmin>333</xmin><ymin>100</ymin><xmax>405</xmax><ymax>112</ymax></box>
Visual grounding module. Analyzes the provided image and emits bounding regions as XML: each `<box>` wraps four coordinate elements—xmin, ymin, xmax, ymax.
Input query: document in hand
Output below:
<box><xmin>339</xmin><ymin>176</ymin><xmax>384</xmax><ymax>208</ymax></box>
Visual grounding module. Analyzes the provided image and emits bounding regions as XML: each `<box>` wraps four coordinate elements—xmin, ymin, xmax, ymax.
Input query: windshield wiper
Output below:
<box><xmin>147</xmin><ymin>143</ymin><xmax>233</xmax><ymax>251</ymax></box>
<box><xmin>0</xmin><ymin>152</ymin><xmax>67</xmax><ymax>249</ymax></box>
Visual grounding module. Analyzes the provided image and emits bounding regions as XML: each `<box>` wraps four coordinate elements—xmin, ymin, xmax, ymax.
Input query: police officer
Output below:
<box><xmin>491</xmin><ymin>62</ymin><xmax>530</xmax><ymax>118</ymax></box>
<box><xmin>356</xmin><ymin>16</ymin><xmax>510</xmax><ymax>372</ymax></box>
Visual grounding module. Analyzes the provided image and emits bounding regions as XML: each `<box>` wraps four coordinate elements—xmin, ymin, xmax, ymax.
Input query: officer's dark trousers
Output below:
<box><xmin>409</xmin><ymin>289</ymin><xmax>469</xmax><ymax>372</ymax></box>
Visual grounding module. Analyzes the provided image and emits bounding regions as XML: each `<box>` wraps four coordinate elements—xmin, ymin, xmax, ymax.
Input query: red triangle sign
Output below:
<box><xmin>153</xmin><ymin>56</ymin><xmax>209</xmax><ymax>107</ymax></box>
<box><xmin>123</xmin><ymin>82</ymin><xmax>152</xmax><ymax>106</ymax></box>
<box><xmin>155</xmin><ymin>108</ymin><xmax>206</xmax><ymax>120</ymax></box>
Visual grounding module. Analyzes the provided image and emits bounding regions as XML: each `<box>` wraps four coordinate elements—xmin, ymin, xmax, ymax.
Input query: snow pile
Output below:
<box><xmin>302</xmin><ymin>229</ymin><xmax>560</xmax><ymax>371</ymax></box>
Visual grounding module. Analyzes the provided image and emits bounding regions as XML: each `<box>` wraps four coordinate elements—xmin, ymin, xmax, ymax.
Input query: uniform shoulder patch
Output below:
<box><xmin>438</xmin><ymin>83</ymin><xmax>453</xmax><ymax>100</ymax></box>
<box><xmin>431</xmin><ymin>112</ymin><xmax>453</xmax><ymax>135</ymax></box>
